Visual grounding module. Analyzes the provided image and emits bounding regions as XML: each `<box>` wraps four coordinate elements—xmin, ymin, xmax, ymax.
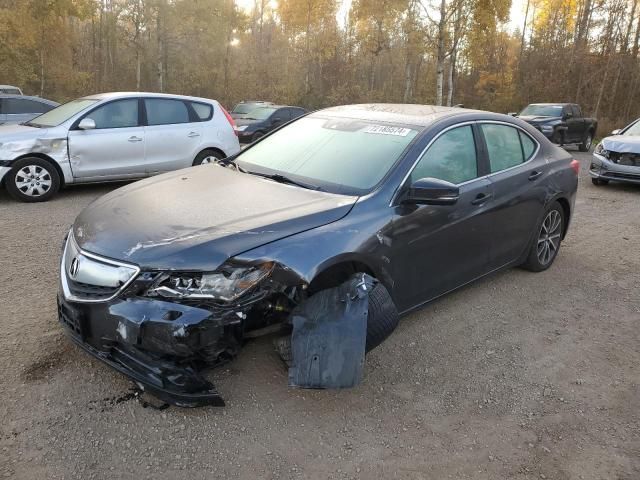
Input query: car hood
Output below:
<box><xmin>600</xmin><ymin>135</ymin><xmax>640</xmax><ymax>153</ymax></box>
<box><xmin>518</xmin><ymin>115</ymin><xmax>561</xmax><ymax>124</ymax></box>
<box><xmin>73</xmin><ymin>165</ymin><xmax>357</xmax><ymax>271</ymax></box>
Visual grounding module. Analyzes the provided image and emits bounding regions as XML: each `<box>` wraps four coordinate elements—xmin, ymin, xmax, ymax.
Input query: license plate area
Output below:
<box><xmin>58</xmin><ymin>299</ymin><xmax>87</xmax><ymax>339</ymax></box>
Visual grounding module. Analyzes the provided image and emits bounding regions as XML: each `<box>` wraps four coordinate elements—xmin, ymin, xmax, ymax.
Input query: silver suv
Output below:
<box><xmin>0</xmin><ymin>92</ymin><xmax>240</xmax><ymax>202</ymax></box>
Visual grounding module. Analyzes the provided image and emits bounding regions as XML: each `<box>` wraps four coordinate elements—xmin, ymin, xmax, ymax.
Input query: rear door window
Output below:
<box><xmin>84</xmin><ymin>99</ymin><xmax>139</xmax><ymax>129</ymax></box>
<box><xmin>410</xmin><ymin>125</ymin><xmax>478</xmax><ymax>184</ymax></box>
<box><xmin>145</xmin><ymin>98</ymin><xmax>190</xmax><ymax>126</ymax></box>
<box><xmin>481</xmin><ymin>124</ymin><xmax>526</xmax><ymax>173</ymax></box>
<box><xmin>190</xmin><ymin>102</ymin><xmax>213</xmax><ymax>121</ymax></box>
<box><xmin>4</xmin><ymin>98</ymin><xmax>52</xmax><ymax>114</ymax></box>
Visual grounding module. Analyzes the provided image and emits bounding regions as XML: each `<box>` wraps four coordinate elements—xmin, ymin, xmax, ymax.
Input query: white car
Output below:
<box><xmin>0</xmin><ymin>92</ymin><xmax>240</xmax><ymax>202</ymax></box>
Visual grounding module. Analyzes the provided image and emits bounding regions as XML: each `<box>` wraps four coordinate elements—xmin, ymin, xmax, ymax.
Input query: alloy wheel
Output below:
<box><xmin>537</xmin><ymin>210</ymin><xmax>562</xmax><ymax>266</ymax></box>
<box><xmin>15</xmin><ymin>165</ymin><xmax>52</xmax><ymax>197</ymax></box>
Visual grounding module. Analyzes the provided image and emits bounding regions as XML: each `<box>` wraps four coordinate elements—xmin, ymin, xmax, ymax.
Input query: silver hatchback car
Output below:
<box><xmin>0</xmin><ymin>92</ymin><xmax>240</xmax><ymax>202</ymax></box>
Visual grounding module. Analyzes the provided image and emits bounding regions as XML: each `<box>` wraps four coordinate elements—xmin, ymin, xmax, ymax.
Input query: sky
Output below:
<box><xmin>234</xmin><ymin>0</ymin><xmax>528</xmax><ymax>34</ymax></box>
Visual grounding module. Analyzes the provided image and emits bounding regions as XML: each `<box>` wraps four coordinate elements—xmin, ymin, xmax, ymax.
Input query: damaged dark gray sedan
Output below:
<box><xmin>58</xmin><ymin>104</ymin><xmax>579</xmax><ymax>407</ymax></box>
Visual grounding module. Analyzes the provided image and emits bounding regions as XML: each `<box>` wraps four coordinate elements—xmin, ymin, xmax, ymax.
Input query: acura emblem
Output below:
<box><xmin>69</xmin><ymin>257</ymin><xmax>80</xmax><ymax>278</ymax></box>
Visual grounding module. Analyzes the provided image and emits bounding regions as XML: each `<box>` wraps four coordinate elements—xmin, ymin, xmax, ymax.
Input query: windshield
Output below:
<box><xmin>236</xmin><ymin>115</ymin><xmax>420</xmax><ymax>195</ymax></box>
<box><xmin>27</xmin><ymin>99</ymin><xmax>99</xmax><ymax>127</ymax></box>
<box><xmin>245</xmin><ymin>107</ymin><xmax>277</xmax><ymax>120</ymax></box>
<box><xmin>232</xmin><ymin>102</ymin><xmax>267</xmax><ymax>114</ymax></box>
<box><xmin>519</xmin><ymin>105</ymin><xmax>563</xmax><ymax>117</ymax></box>
<box><xmin>623</xmin><ymin>120</ymin><xmax>640</xmax><ymax>136</ymax></box>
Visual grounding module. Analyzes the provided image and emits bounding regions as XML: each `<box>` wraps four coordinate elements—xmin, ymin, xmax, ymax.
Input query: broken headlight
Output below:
<box><xmin>594</xmin><ymin>143</ymin><xmax>609</xmax><ymax>158</ymax></box>
<box><xmin>148</xmin><ymin>263</ymin><xmax>274</xmax><ymax>302</ymax></box>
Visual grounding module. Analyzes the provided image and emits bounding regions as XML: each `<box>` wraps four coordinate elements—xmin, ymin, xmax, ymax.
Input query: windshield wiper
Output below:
<box><xmin>21</xmin><ymin>121</ymin><xmax>43</xmax><ymax>128</ymax></box>
<box><xmin>245</xmin><ymin>171</ymin><xmax>322</xmax><ymax>191</ymax></box>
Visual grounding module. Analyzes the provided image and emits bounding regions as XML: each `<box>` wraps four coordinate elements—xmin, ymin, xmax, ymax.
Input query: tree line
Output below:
<box><xmin>0</xmin><ymin>0</ymin><xmax>638</xmax><ymax>133</ymax></box>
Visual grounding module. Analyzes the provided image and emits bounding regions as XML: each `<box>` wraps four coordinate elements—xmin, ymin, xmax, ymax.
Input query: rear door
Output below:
<box><xmin>391</xmin><ymin>124</ymin><xmax>494</xmax><ymax>309</ymax></box>
<box><xmin>478</xmin><ymin>122</ymin><xmax>545</xmax><ymax>269</ymax></box>
<box><xmin>143</xmin><ymin>98</ymin><xmax>203</xmax><ymax>173</ymax></box>
<box><xmin>67</xmin><ymin>98</ymin><xmax>146</xmax><ymax>180</ymax></box>
<box><xmin>2</xmin><ymin>98</ymin><xmax>53</xmax><ymax>124</ymax></box>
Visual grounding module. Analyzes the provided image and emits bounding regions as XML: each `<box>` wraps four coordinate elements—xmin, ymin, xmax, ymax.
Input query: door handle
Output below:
<box><xmin>128</xmin><ymin>136</ymin><xmax>143</xmax><ymax>142</ymax></box>
<box><xmin>187</xmin><ymin>132</ymin><xmax>200</xmax><ymax>138</ymax></box>
<box><xmin>528</xmin><ymin>170</ymin><xmax>543</xmax><ymax>181</ymax></box>
<box><xmin>471</xmin><ymin>192</ymin><xmax>492</xmax><ymax>205</ymax></box>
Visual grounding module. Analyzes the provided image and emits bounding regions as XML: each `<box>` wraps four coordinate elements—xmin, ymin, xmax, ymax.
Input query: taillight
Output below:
<box><xmin>220</xmin><ymin>105</ymin><xmax>237</xmax><ymax>136</ymax></box>
<box><xmin>570</xmin><ymin>159</ymin><xmax>580</xmax><ymax>175</ymax></box>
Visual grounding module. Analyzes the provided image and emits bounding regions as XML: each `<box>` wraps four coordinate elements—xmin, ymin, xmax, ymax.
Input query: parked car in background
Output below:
<box><xmin>0</xmin><ymin>92</ymin><xmax>240</xmax><ymax>202</ymax></box>
<box><xmin>0</xmin><ymin>95</ymin><xmax>59</xmax><ymax>125</ymax></box>
<box><xmin>0</xmin><ymin>85</ymin><xmax>23</xmax><ymax>95</ymax></box>
<box><xmin>234</xmin><ymin>105</ymin><xmax>306</xmax><ymax>143</ymax></box>
<box><xmin>57</xmin><ymin>104</ymin><xmax>579</xmax><ymax>406</ymax></box>
<box><xmin>512</xmin><ymin>103</ymin><xmax>597</xmax><ymax>151</ymax></box>
<box><xmin>229</xmin><ymin>100</ymin><xmax>274</xmax><ymax>119</ymax></box>
<box><xmin>591</xmin><ymin>118</ymin><xmax>640</xmax><ymax>186</ymax></box>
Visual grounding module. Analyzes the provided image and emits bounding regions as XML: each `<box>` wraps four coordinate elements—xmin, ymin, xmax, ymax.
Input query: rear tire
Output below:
<box><xmin>521</xmin><ymin>201</ymin><xmax>565</xmax><ymax>272</ymax></box>
<box><xmin>193</xmin><ymin>149</ymin><xmax>223</xmax><ymax>166</ymax></box>
<box><xmin>5</xmin><ymin>157</ymin><xmax>60</xmax><ymax>202</ymax></box>
<box><xmin>579</xmin><ymin>132</ymin><xmax>593</xmax><ymax>152</ymax></box>
<box><xmin>591</xmin><ymin>178</ymin><xmax>609</xmax><ymax>186</ymax></box>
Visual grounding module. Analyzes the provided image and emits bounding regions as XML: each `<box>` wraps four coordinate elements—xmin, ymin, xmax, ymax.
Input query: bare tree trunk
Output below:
<box><xmin>403</xmin><ymin>60</ymin><xmax>413</xmax><ymax>102</ymax></box>
<box><xmin>446</xmin><ymin>58</ymin><xmax>454</xmax><ymax>106</ymax></box>
<box><xmin>156</xmin><ymin>0</ymin><xmax>165</xmax><ymax>92</ymax></box>
<box><xmin>435</xmin><ymin>0</ymin><xmax>447</xmax><ymax>105</ymax></box>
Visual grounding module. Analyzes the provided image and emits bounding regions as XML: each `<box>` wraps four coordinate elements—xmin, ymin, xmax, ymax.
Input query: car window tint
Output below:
<box><xmin>410</xmin><ymin>125</ymin><xmax>477</xmax><ymax>184</ymax></box>
<box><xmin>571</xmin><ymin>105</ymin><xmax>580</xmax><ymax>117</ymax></box>
<box><xmin>481</xmin><ymin>124</ymin><xmax>525</xmax><ymax>173</ymax></box>
<box><xmin>145</xmin><ymin>99</ymin><xmax>189</xmax><ymax>125</ymax></box>
<box><xmin>190</xmin><ymin>102</ymin><xmax>212</xmax><ymax>121</ymax></box>
<box><xmin>4</xmin><ymin>98</ymin><xmax>51</xmax><ymax>114</ymax></box>
<box><xmin>85</xmin><ymin>99</ymin><xmax>139</xmax><ymax>129</ymax></box>
<box><xmin>291</xmin><ymin>108</ymin><xmax>304</xmax><ymax>119</ymax></box>
<box><xmin>519</xmin><ymin>131</ymin><xmax>536</xmax><ymax>160</ymax></box>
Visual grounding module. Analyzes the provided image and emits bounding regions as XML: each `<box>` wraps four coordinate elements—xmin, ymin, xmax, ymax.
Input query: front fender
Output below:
<box><xmin>233</xmin><ymin>202</ymin><xmax>394</xmax><ymax>291</ymax></box>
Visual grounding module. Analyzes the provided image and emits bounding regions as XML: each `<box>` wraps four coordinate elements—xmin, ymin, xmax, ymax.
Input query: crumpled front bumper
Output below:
<box><xmin>57</xmin><ymin>293</ymin><xmax>237</xmax><ymax>407</ymax></box>
<box><xmin>590</xmin><ymin>153</ymin><xmax>640</xmax><ymax>185</ymax></box>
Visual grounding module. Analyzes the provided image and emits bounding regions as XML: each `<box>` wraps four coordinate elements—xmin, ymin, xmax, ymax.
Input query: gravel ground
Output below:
<box><xmin>1</xmin><ymin>151</ymin><xmax>639</xmax><ymax>480</ymax></box>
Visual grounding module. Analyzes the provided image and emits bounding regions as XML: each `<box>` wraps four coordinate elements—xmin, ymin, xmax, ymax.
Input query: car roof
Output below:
<box><xmin>316</xmin><ymin>103</ymin><xmax>485</xmax><ymax>127</ymax></box>
<box><xmin>0</xmin><ymin>94</ymin><xmax>58</xmax><ymax>105</ymax></box>
<box><xmin>528</xmin><ymin>103</ymin><xmax>572</xmax><ymax>106</ymax></box>
<box><xmin>0</xmin><ymin>85</ymin><xmax>21</xmax><ymax>89</ymax></box>
<box><xmin>79</xmin><ymin>92</ymin><xmax>219</xmax><ymax>103</ymax></box>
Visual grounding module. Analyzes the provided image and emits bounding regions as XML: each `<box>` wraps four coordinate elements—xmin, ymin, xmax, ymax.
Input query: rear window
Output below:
<box><xmin>190</xmin><ymin>102</ymin><xmax>213</xmax><ymax>121</ymax></box>
<box><xmin>2</xmin><ymin>98</ymin><xmax>52</xmax><ymax>114</ymax></box>
<box><xmin>145</xmin><ymin>99</ymin><xmax>190</xmax><ymax>125</ymax></box>
<box><xmin>0</xmin><ymin>88</ymin><xmax>21</xmax><ymax>95</ymax></box>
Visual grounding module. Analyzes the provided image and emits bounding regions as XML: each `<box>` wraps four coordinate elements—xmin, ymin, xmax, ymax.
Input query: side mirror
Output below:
<box><xmin>78</xmin><ymin>118</ymin><xmax>96</xmax><ymax>130</ymax></box>
<box><xmin>562</xmin><ymin>112</ymin><xmax>573</xmax><ymax>120</ymax></box>
<box><xmin>402</xmin><ymin>177</ymin><xmax>460</xmax><ymax>206</ymax></box>
<box><xmin>611</xmin><ymin>129</ymin><xmax>621</xmax><ymax>135</ymax></box>
<box><xmin>508</xmin><ymin>112</ymin><xmax>518</xmax><ymax>117</ymax></box>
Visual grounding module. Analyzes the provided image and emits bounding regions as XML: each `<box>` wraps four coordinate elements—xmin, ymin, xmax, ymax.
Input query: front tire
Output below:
<box><xmin>521</xmin><ymin>201</ymin><xmax>565</xmax><ymax>272</ymax></box>
<box><xmin>591</xmin><ymin>177</ymin><xmax>609</xmax><ymax>186</ymax></box>
<box><xmin>579</xmin><ymin>132</ymin><xmax>593</xmax><ymax>152</ymax></box>
<box><xmin>5</xmin><ymin>157</ymin><xmax>60</xmax><ymax>202</ymax></box>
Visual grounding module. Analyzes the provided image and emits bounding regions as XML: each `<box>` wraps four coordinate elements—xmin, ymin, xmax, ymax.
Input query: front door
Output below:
<box><xmin>68</xmin><ymin>98</ymin><xmax>146</xmax><ymax>180</ymax></box>
<box><xmin>143</xmin><ymin>98</ymin><xmax>203</xmax><ymax>173</ymax></box>
<box><xmin>391</xmin><ymin>124</ymin><xmax>493</xmax><ymax>311</ymax></box>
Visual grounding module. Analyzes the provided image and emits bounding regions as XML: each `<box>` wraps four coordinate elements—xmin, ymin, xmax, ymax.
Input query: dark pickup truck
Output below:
<box><xmin>512</xmin><ymin>103</ymin><xmax>597</xmax><ymax>152</ymax></box>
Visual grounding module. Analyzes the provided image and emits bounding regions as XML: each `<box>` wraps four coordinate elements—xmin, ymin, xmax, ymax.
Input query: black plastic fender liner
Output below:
<box><xmin>288</xmin><ymin>273</ymin><xmax>376</xmax><ymax>389</ymax></box>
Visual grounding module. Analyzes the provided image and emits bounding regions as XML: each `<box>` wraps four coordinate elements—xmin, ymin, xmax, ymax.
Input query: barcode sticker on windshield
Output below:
<box><xmin>362</xmin><ymin>125</ymin><xmax>412</xmax><ymax>136</ymax></box>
